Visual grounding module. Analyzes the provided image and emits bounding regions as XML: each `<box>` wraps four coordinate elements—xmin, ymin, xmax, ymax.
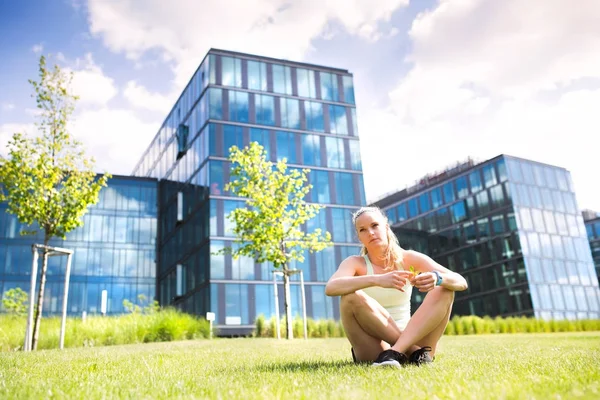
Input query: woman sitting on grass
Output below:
<box><xmin>325</xmin><ymin>206</ymin><xmax>468</xmax><ymax>367</ymax></box>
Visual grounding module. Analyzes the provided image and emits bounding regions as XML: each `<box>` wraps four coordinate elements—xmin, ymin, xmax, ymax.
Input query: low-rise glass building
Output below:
<box><xmin>373</xmin><ymin>155</ymin><xmax>600</xmax><ymax>320</ymax></box>
<box><xmin>0</xmin><ymin>176</ymin><xmax>157</xmax><ymax>315</ymax></box>
<box><xmin>583</xmin><ymin>210</ymin><xmax>600</xmax><ymax>285</ymax></box>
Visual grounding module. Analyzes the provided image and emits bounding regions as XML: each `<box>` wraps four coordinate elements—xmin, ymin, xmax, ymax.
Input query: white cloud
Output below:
<box><xmin>123</xmin><ymin>80</ymin><xmax>175</xmax><ymax>113</ymax></box>
<box><xmin>68</xmin><ymin>53</ymin><xmax>118</xmax><ymax>106</ymax></box>
<box><xmin>86</xmin><ymin>0</ymin><xmax>408</xmax><ymax>87</ymax></box>
<box><xmin>70</xmin><ymin>108</ymin><xmax>160</xmax><ymax>175</ymax></box>
<box><xmin>32</xmin><ymin>43</ymin><xmax>44</xmax><ymax>54</ymax></box>
<box><xmin>361</xmin><ymin>0</ymin><xmax>600</xmax><ymax>211</ymax></box>
<box><xmin>2</xmin><ymin>103</ymin><xmax>15</xmax><ymax>111</ymax></box>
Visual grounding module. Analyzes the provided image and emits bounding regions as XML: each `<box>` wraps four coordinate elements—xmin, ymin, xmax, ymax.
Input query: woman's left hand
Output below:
<box><xmin>410</xmin><ymin>272</ymin><xmax>438</xmax><ymax>293</ymax></box>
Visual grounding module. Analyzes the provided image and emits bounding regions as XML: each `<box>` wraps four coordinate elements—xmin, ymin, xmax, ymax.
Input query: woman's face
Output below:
<box><xmin>355</xmin><ymin>211</ymin><xmax>388</xmax><ymax>249</ymax></box>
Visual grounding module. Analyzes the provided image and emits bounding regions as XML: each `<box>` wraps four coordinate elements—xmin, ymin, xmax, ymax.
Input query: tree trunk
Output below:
<box><xmin>31</xmin><ymin>236</ymin><xmax>49</xmax><ymax>350</ymax></box>
<box><xmin>282</xmin><ymin>263</ymin><xmax>293</xmax><ymax>340</ymax></box>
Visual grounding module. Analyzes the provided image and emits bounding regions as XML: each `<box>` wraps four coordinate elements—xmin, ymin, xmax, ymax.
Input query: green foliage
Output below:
<box><xmin>443</xmin><ymin>316</ymin><xmax>600</xmax><ymax>335</ymax></box>
<box><xmin>123</xmin><ymin>294</ymin><xmax>160</xmax><ymax>314</ymax></box>
<box><xmin>0</xmin><ymin>55</ymin><xmax>110</xmax><ymax>240</ymax></box>
<box><xmin>0</xmin><ymin>309</ymin><xmax>212</xmax><ymax>351</ymax></box>
<box><xmin>1</xmin><ymin>288</ymin><xmax>29</xmax><ymax>316</ymax></box>
<box><xmin>0</xmin><ymin>55</ymin><xmax>110</xmax><ymax>350</ymax></box>
<box><xmin>221</xmin><ymin>142</ymin><xmax>332</xmax><ymax>267</ymax></box>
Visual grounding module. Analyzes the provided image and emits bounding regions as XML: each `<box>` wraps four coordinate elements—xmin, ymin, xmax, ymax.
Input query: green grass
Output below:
<box><xmin>1</xmin><ymin>333</ymin><xmax>599</xmax><ymax>399</ymax></box>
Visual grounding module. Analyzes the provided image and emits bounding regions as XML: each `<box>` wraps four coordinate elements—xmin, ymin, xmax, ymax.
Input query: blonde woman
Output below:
<box><xmin>325</xmin><ymin>206</ymin><xmax>468</xmax><ymax>367</ymax></box>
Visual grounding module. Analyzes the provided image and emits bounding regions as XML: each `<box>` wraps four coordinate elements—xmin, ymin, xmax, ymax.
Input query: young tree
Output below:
<box><xmin>0</xmin><ymin>55</ymin><xmax>110</xmax><ymax>350</ymax></box>
<box><xmin>2</xmin><ymin>288</ymin><xmax>29</xmax><ymax>316</ymax></box>
<box><xmin>223</xmin><ymin>142</ymin><xmax>332</xmax><ymax>339</ymax></box>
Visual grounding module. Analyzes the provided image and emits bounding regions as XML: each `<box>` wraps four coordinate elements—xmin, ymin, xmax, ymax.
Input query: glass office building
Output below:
<box><xmin>0</xmin><ymin>176</ymin><xmax>157</xmax><ymax>315</ymax></box>
<box><xmin>583</xmin><ymin>210</ymin><xmax>600</xmax><ymax>285</ymax></box>
<box><xmin>374</xmin><ymin>155</ymin><xmax>600</xmax><ymax>320</ymax></box>
<box><xmin>131</xmin><ymin>49</ymin><xmax>365</xmax><ymax>334</ymax></box>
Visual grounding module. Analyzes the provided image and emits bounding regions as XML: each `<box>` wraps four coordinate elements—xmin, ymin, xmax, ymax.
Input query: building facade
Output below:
<box><xmin>0</xmin><ymin>176</ymin><xmax>157</xmax><ymax>315</ymax></box>
<box><xmin>583</xmin><ymin>210</ymin><xmax>600</xmax><ymax>285</ymax></box>
<box><xmin>374</xmin><ymin>155</ymin><xmax>600</xmax><ymax>320</ymax></box>
<box><xmin>130</xmin><ymin>49</ymin><xmax>365</xmax><ymax>334</ymax></box>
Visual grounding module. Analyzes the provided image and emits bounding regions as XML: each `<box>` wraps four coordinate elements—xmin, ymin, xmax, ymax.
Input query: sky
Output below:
<box><xmin>1</xmin><ymin>0</ymin><xmax>599</xmax><ymax>212</ymax></box>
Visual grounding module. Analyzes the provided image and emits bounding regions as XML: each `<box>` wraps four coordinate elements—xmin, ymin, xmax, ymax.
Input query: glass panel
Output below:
<box><xmin>305</xmin><ymin>101</ymin><xmax>324</xmax><ymax>132</ymax></box>
<box><xmin>272</xmin><ymin>64</ymin><xmax>292</xmax><ymax>95</ymax></box>
<box><xmin>302</xmin><ymin>134</ymin><xmax>321</xmax><ymax>167</ymax></box>
<box><xmin>320</xmin><ymin>72</ymin><xmax>339</xmax><ymax>101</ymax></box>
<box><xmin>255</xmin><ymin>94</ymin><xmax>275</xmax><ymax>126</ymax></box>
<box><xmin>281</xmin><ymin>98</ymin><xmax>300</xmax><ymax>129</ymax></box>
<box><xmin>342</xmin><ymin>75</ymin><xmax>355</xmax><ymax>104</ymax></box>
<box><xmin>247</xmin><ymin>60</ymin><xmax>267</xmax><ymax>91</ymax></box>
<box><xmin>297</xmin><ymin>68</ymin><xmax>316</xmax><ymax>98</ymax></box>
<box><xmin>469</xmin><ymin>170</ymin><xmax>483</xmax><ymax>193</ymax></box>
<box><xmin>221</xmin><ymin>57</ymin><xmax>242</xmax><ymax>88</ymax></box>
<box><xmin>329</xmin><ymin>105</ymin><xmax>348</xmax><ymax>135</ymax></box>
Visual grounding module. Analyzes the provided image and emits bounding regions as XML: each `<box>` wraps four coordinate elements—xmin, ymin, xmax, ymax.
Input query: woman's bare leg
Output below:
<box><xmin>340</xmin><ymin>291</ymin><xmax>403</xmax><ymax>361</ymax></box>
<box><xmin>390</xmin><ymin>286</ymin><xmax>454</xmax><ymax>356</ymax></box>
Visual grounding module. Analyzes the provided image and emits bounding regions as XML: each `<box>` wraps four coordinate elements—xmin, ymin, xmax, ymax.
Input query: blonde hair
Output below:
<box><xmin>352</xmin><ymin>206</ymin><xmax>404</xmax><ymax>271</ymax></box>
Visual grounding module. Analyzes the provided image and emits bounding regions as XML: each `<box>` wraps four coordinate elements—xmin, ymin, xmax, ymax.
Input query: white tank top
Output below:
<box><xmin>361</xmin><ymin>254</ymin><xmax>412</xmax><ymax>329</ymax></box>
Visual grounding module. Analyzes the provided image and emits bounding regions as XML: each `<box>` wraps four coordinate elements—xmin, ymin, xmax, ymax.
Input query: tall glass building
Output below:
<box><xmin>131</xmin><ymin>49</ymin><xmax>365</xmax><ymax>334</ymax></box>
<box><xmin>0</xmin><ymin>176</ymin><xmax>157</xmax><ymax>315</ymax></box>
<box><xmin>373</xmin><ymin>155</ymin><xmax>600</xmax><ymax>320</ymax></box>
<box><xmin>583</xmin><ymin>210</ymin><xmax>600</xmax><ymax>285</ymax></box>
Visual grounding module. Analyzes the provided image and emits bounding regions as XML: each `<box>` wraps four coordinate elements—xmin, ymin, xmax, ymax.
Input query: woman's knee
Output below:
<box><xmin>429</xmin><ymin>285</ymin><xmax>455</xmax><ymax>303</ymax></box>
<box><xmin>340</xmin><ymin>290</ymin><xmax>369</xmax><ymax>310</ymax></box>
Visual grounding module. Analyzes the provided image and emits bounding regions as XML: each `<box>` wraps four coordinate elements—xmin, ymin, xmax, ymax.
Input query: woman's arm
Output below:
<box><xmin>404</xmin><ymin>250</ymin><xmax>468</xmax><ymax>293</ymax></box>
<box><xmin>325</xmin><ymin>256</ymin><xmax>412</xmax><ymax>296</ymax></box>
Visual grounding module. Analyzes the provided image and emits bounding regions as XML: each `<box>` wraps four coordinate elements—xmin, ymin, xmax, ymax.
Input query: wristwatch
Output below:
<box><xmin>432</xmin><ymin>270</ymin><xmax>443</xmax><ymax>287</ymax></box>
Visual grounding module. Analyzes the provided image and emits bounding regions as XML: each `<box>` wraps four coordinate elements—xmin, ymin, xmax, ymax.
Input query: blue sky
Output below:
<box><xmin>1</xmin><ymin>0</ymin><xmax>599</xmax><ymax>212</ymax></box>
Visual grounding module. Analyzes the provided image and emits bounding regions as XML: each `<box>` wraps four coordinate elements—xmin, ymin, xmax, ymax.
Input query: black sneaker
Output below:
<box><xmin>372</xmin><ymin>349</ymin><xmax>408</xmax><ymax>368</ymax></box>
<box><xmin>409</xmin><ymin>346</ymin><xmax>433</xmax><ymax>366</ymax></box>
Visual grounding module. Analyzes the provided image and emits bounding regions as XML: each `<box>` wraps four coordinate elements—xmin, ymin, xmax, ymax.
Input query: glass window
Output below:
<box><xmin>455</xmin><ymin>176</ymin><xmax>469</xmax><ymax>199</ymax></box>
<box><xmin>209</xmin><ymin>161</ymin><xmax>224</xmax><ymax>195</ymax></box>
<box><xmin>320</xmin><ymin>72</ymin><xmax>339</xmax><ymax>101</ymax></box>
<box><xmin>544</xmin><ymin>167</ymin><xmax>558</xmax><ymax>189</ymax></box>
<box><xmin>396</xmin><ymin>203</ymin><xmax>407</xmax><ymax>222</ymax></box>
<box><xmin>521</xmin><ymin>162</ymin><xmax>535</xmax><ymax>185</ymax></box>
<box><xmin>419</xmin><ymin>192</ymin><xmax>431</xmax><ymax>213</ymax></box>
<box><xmin>350</xmin><ymin>108</ymin><xmax>358</xmax><ymax>137</ymax></box>
<box><xmin>450</xmin><ymin>201</ymin><xmax>467</xmax><ymax>224</ymax></box>
<box><xmin>519</xmin><ymin>207</ymin><xmax>533</xmax><ymax>231</ymax></box>
<box><xmin>556</xmin><ymin>170</ymin><xmax>569</xmax><ymax>191</ymax></box>
<box><xmin>482</xmin><ymin>164</ymin><xmax>497</xmax><ymax>188</ymax></box>
<box><xmin>497</xmin><ymin>159</ymin><xmax>508</xmax><ymax>182</ymax></box>
<box><xmin>464</xmin><ymin>222</ymin><xmax>476</xmax><ymax>243</ymax></box>
<box><xmin>334</xmin><ymin>172</ymin><xmax>355</xmax><ymax>206</ymax></box>
<box><xmin>342</xmin><ymin>75</ymin><xmax>355</xmax><ymax>104</ymax></box>
<box><xmin>325</xmin><ymin>137</ymin><xmax>345</xmax><ymax>169</ymax></box>
<box><xmin>310</xmin><ymin>170</ymin><xmax>330</xmax><ymax>203</ymax></box>
<box><xmin>552</xmin><ymin>190</ymin><xmax>565</xmax><ymax>212</ymax></box>
<box><xmin>272</xmin><ymin>64</ymin><xmax>292</xmax><ymax>95</ymax></box>
<box><xmin>431</xmin><ymin>187</ymin><xmax>443</xmax><ymax>208</ymax></box>
<box><xmin>228</xmin><ymin>91</ymin><xmax>249</xmax><ymax>123</ymax></box>
<box><xmin>386</xmin><ymin>207</ymin><xmax>397</xmax><ymax>224</ymax></box>
<box><xmin>275</xmin><ymin>131</ymin><xmax>297</xmax><ymax>164</ymax></box>
<box><xmin>223</xmin><ymin>125</ymin><xmax>243</xmax><ymax>157</ymax></box>
<box><xmin>297</xmin><ymin>68</ymin><xmax>316</xmax><ymax>98</ymax></box>
<box><xmin>530</xmin><ymin>209</ymin><xmax>545</xmax><ymax>232</ymax></box>
<box><xmin>476</xmin><ymin>191</ymin><xmax>489</xmax><ymax>214</ymax></box>
<box><xmin>489</xmin><ymin>185</ymin><xmax>504</xmax><ymax>207</ymax></box>
<box><xmin>210</xmin><ymin>240</ymin><xmax>225</xmax><ymax>279</ymax></box>
<box><xmin>543</xmin><ymin>211</ymin><xmax>557</xmax><ymax>234</ymax></box>
<box><xmin>443</xmin><ymin>181</ymin><xmax>455</xmax><ymax>203</ymax></box>
<box><xmin>329</xmin><ymin>105</ymin><xmax>348</xmax><ymax>135</ymax></box>
<box><xmin>225</xmin><ymin>284</ymin><xmax>249</xmax><ymax>324</ymax></box>
<box><xmin>247</xmin><ymin>60</ymin><xmax>267</xmax><ymax>91</ymax></box>
<box><xmin>209</xmin><ymin>88</ymin><xmax>223</xmax><ymax>120</ymax></box>
<box><xmin>477</xmin><ymin>218</ymin><xmax>490</xmax><ymax>239</ymax></box>
<box><xmin>408</xmin><ymin>198</ymin><xmax>419</xmax><ymax>218</ymax></box>
<box><xmin>331</xmin><ymin>207</ymin><xmax>354</xmax><ymax>243</ymax></box>
<box><xmin>221</xmin><ymin>57</ymin><xmax>242</xmax><ymax>88</ymax></box>
<box><xmin>349</xmin><ymin>140</ymin><xmax>362</xmax><ymax>170</ymax></box>
<box><xmin>305</xmin><ymin>101</ymin><xmax>324</xmax><ymax>132</ymax></box>
<box><xmin>302</xmin><ymin>134</ymin><xmax>321</xmax><ymax>167</ymax></box>
<box><xmin>255</xmin><ymin>94</ymin><xmax>275</xmax><ymax>126</ymax></box>
<box><xmin>491</xmin><ymin>215</ymin><xmax>505</xmax><ymax>234</ymax></box>
<box><xmin>532</xmin><ymin>164</ymin><xmax>546</xmax><ymax>187</ymax></box>
<box><xmin>281</xmin><ymin>98</ymin><xmax>300</xmax><ymax>129</ymax></box>
<box><xmin>469</xmin><ymin>170</ymin><xmax>483</xmax><ymax>193</ymax></box>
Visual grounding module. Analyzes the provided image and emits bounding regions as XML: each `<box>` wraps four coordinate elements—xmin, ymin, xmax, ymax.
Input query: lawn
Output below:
<box><xmin>1</xmin><ymin>332</ymin><xmax>599</xmax><ymax>399</ymax></box>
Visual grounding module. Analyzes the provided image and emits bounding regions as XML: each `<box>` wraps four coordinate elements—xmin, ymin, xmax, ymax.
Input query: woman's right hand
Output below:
<box><xmin>376</xmin><ymin>270</ymin><xmax>413</xmax><ymax>292</ymax></box>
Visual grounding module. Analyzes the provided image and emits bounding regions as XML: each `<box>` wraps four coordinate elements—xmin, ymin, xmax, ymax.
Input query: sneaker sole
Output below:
<box><xmin>372</xmin><ymin>360</ymin><xmax>402</xmax><ymax>368</ymax></box>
